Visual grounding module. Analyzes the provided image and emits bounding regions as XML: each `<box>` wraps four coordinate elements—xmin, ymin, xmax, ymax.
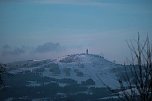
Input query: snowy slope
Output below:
<box><xmin>7</xmin><ymin>53</ymin><xmax>121</xmax><ymax>88</ymax></box>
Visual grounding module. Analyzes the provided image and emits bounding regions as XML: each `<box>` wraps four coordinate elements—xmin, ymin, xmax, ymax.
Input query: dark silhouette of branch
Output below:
<box><xmin>103</xmin><ymin>33</ymin><xmax>152</xmax><ymax>101</ymax></box>
<box><xmin>118</xmin><ymin>33</ymin><xmax>152</xmax><ymax>101</ymax></box>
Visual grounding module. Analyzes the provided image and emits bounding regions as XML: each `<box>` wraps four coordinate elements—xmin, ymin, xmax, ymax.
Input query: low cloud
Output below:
<box><xmin>34</xmin><ymin>42</ymin><xmax>63</xmax><ymax>53</ymax></box>
<box><xmin>1</xmin><ymin>45</ymin><xmax>26</xmax><ymax>56</ymax></box>
<box><xmin>0</xmin><ymin>42</ymin><xmax>65</xmax><ymax>63</ymax></box>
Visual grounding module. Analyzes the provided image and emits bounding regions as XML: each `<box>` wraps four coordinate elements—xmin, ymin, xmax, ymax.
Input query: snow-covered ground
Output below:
<box><xmin>7</xmin><ymin>53</ymin><xmax>122</xmax><ymax>88</ymax></box>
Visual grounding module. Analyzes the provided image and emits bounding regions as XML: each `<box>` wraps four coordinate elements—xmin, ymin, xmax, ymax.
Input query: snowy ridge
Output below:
<box><xmin>7</xmin><ymin>53</ymin><xmax>121</xmax><ymax>88</ymax></box>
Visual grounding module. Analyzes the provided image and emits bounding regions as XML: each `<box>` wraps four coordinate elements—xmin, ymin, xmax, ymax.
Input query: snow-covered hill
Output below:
<box><xmin>1</xmin><ymin>53</ymin><xmax>126</xmax><ymax>101</ymax></box>
<box><xmin>7</xmin><ymin>53</ymin><xmax>121</xmax><ymax>88</ymax></box>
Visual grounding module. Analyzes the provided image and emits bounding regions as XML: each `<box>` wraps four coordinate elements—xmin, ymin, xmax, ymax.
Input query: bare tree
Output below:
<box><xmin>118</xmin><ymin>33</ymin><xmax>152</xmax><ymax>101</ymax></box>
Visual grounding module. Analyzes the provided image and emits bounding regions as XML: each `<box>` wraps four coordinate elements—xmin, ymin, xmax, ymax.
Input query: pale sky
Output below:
<box><xmin>0</xmin><ymin>0</ymin><xmax>152</xmax><ymax>63</ymax></box>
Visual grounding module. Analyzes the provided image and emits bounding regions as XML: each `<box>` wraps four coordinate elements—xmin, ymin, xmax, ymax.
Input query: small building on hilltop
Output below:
<box><xmin>86</xmin><ymin>49</ymin><xmax>88</xmax><ymax>55</ymax></box>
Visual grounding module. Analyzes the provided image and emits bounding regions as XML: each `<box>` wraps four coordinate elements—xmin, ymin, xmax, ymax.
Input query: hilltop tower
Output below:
<box><xmin>86</xmin><ymin>49</ymin><xmax>88</xmax><ymax>55</ymax></box>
